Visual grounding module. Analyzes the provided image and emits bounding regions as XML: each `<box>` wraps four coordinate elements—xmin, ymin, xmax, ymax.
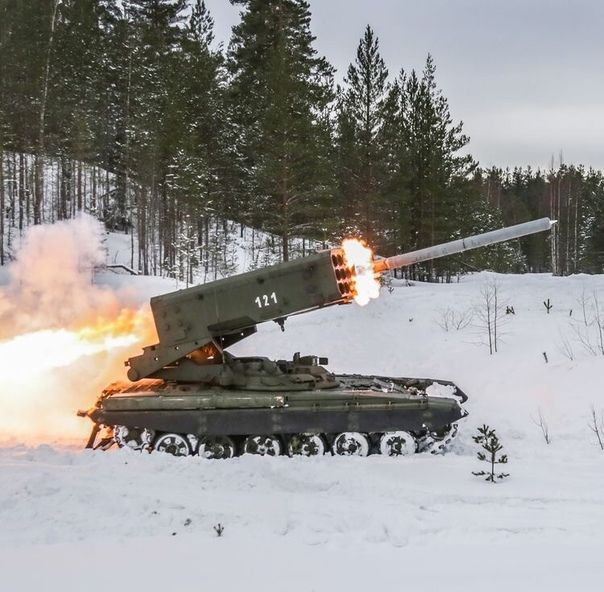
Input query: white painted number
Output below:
<box><xmin>255</xmin><ymin>292</ymin><xmax>278</xmax><ymax>308</ymax></box>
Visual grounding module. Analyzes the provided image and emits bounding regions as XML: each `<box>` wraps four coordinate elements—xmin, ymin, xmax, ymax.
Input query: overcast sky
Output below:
<box><xmin>205</xmin><ymin>0</ymin><xmax>604</xmax><ymax>170</ymax></box>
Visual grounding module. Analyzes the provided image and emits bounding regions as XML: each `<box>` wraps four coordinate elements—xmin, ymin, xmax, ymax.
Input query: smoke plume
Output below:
<box><xmin>0</xmin><ymin>215</ymin><xmax>153</xmax><ymax>444</ymax></box>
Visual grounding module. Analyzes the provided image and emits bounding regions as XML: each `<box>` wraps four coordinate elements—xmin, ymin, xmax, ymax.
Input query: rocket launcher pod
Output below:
<box><xmin>127</xmin><ymin>217</ymin><xmax>554</xmax><ymax>382</ymax></box>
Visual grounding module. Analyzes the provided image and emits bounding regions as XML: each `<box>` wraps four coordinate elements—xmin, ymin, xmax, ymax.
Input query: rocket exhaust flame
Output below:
<box><xmin>0</xmin><ymin>328</ymin><xmax>136</xmax><ymax>381</ymax></box>
<box><xmin>341</xmin><ymin>239</ymin><xmax>380</xmax><ymax>306</ymax></box>
<box><xmin>0</xmin><ymin>310</ymin><xmax>145</xmax><ymax>380</ymax></box>
<box><xmin>0</xmin><ymin>215</ymin><xmax>153</xmax><ymax>444</ymax></box>
<box><xmin>0</xmin><ymin>311</ymin><xmax>152</xmax><ymax>444</ymax></box>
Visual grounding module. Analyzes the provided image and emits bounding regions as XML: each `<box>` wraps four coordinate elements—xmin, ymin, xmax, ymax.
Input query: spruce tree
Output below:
<box><xmin>337</xmin><ymin>25</ymin><xmax>388</xmax><ymax>246</ymax></box>
<box><xmin>0</xmin><ymin>0</ymin><xmax>10</xmax><ymax>262</ymax></box>
<box><xmin>472</xmin><ymin>424</ymin><xmax>509</xmax><ymax>483</ymax></box>
<box><xmin>167</xmin><ymin>0</ymin><xmax>235</xmax><ymax>278</ymax></box>
<box><xmin>44</xmin><ymin>0</ymin><xmax>113</xmax><ymax>218</ymax></box>
<box><xmin>381</xmin><ymin>56</ymin><xmax>478</xmax><ymax>278</ymax></box>
<box><xmin>119</xmin><ymin>0</ymin><xmax>187</xmax><ymax>273</ymax></box>
<box><xmin>228</xmin><ymin>0</ymin><xmax>335</xmax><ymax>261</ymax></box>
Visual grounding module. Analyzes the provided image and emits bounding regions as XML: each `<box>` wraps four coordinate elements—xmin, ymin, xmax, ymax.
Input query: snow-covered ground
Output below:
<box><xmin>1</xmin><ymin>224</ymin><xmax>604</xmax><ymax>590</ymax></box>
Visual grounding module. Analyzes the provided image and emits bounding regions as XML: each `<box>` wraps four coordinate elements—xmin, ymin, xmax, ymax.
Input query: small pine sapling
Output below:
<box><xmin>543</xmin><ymin>298</ymin><xmax>553</xmax><ymax>314</ymax></box>
<box><xmin>214</xmin><ymin>523</ymin><xmax>225</xmax><ymax>537</ymax></box>
<box><xmin>472</xmin><ymin>425</ymin><xmax>509</xmax><ymax>483</ymax></box>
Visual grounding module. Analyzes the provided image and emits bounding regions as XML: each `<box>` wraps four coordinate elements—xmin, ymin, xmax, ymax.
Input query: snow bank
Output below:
<box><xmin>0</xmin><ymin>445</ymin><xmax>602</xmax><ymax>591</ymax></box>
<box><xmin>2</xmin><ymin>230</ymin><xmax>604</xmax><ymax>589</ymax></box>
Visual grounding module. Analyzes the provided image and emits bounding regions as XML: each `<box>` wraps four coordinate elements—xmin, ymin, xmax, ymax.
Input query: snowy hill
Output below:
<box><xmin>1</xmin><ymin>219</ymin><xmax>604</xmax><ymax>590</ymax></box>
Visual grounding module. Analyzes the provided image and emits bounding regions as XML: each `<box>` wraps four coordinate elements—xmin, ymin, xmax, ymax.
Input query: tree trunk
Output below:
<box><xmin>77</xmin><ymin>160</ymin><xmax>82</xmax><ymax>211</ymax></box>
<box><xmin>130</xmin><ymin>207</ymin><xmax>135</xmax><ymax>270</ymax></box>
<box><xmin>282</xmin><ymin>231</ymin><xmax>289</xmax><ymax>262</ymax></box>
<box><xmin>8</xmin><ymin>154</ymin><xmax>15</xmax><ymax>248</ymax></box>
<box><xmin>0</xmin><ymin>148</ymin><xmax>4</xmax><ymax>265</ymax></box>
<box><xmin>281</xmin><ymin>161</ymin><xmax>290</xmax><ymax>262</ymax></box>
<box><xmin>34</xmin><ymin>0</ymin><xmax>60</xmax><ymax>225</ymax></box>
<box><xmin>549</xmin><ymin>175</ymin><xmax>559</xmax><ymax>275</ymax></box>
<box><xmin>59</xmin><ymin>155</ymin><xmax>67</xmax><ymax>220</ymax></box>
<box><xmin>574</xmin><ymin>187</ymin><xmax>580</xmax><ymax>272</ymax></box>
<box><xmin>91</xmin><ymin>166</ymin><xmax>97</xmax><ymax>214</ymax></box>
<box><xmin>18</xmin><ymin>153</ymin><xmax>24</xmax><ymax>232</ymax></box>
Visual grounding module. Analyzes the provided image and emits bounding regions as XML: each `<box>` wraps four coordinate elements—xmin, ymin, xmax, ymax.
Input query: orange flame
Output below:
<box><xmin>341</xmin><ymin>239</ymin><xmax>381</xmax><ymax>306</ymax></box>
<box><xmin>0</xmin><ymin>309</ymin><xmax>154</xmax><ymax>444</ymax></box>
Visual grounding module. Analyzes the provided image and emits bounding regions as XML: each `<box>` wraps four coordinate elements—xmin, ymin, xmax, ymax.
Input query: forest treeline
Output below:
<box><xmin>1</xmin><ymin>0</ymin><xmax>604</xmax><ymax>279</ymax></box>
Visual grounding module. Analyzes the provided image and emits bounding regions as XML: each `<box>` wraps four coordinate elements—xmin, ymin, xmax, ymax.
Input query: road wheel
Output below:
<box><xmin>287</xmin><ymin>433</ymin><xmax>326</xmax><ymax>457</ymax></box>
<box><xmin>379</xmin><ymin>431</ymin><xmax>417</xmax><ymax>457</ymax></box>
<box><xmin>153</xmin><ymin>433</ymin><xmax>191</xmax><ymax>457</ymax></box>
<box><xmin>114</xmin><ymin>425</ymin><xmax>154</xmax><ymax>451</ymax></box>
<box><xmin>198</xmin><ymin>436</ymin><xmax>236</xmax><ymax>460</ymax></box>
<box><xmin>332</xmin><ymin>432</ymin><xmax>370</xmax><ymax>456</ymax></box>
<box><xmin>243</xmin><ymin>435</ymin><xmax>282</xmax><ymax>456</ymax></box>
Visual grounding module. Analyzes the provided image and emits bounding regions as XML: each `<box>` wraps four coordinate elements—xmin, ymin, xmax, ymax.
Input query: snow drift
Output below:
<box><xmin>1</xmin><ymin>222</ymin><xmax>604</xmax><ymax>590</ymax></box>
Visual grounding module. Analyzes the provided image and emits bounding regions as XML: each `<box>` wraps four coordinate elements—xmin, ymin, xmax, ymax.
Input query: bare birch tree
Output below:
<box><xmin>475</xmin><ymin>279</ymin><xmax>506</xmax><ymax>354</ymax></box>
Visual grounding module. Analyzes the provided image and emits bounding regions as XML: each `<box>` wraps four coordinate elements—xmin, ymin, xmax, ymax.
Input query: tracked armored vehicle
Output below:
<box><xmin>80</xmin><ymin>218</ymin><xmax>553</xmax><ymax>458</ymax></box>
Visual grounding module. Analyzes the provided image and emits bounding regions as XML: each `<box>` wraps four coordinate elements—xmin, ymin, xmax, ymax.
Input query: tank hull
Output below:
<box><xmin>83</xmin><ymin>374</ymin><xmax>468</xmax><ymax>455</ymax></box>
<box><xmin>92</xmin><ymin>395</ymin><xmax>464</xmax><ymax>437</ymax></box>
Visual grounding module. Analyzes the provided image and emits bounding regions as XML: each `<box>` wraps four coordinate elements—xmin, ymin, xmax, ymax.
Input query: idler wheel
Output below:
<box><xmin>153</xmin><ymin>433</ymin><xmax>191</xmax><ymax>457</ymax></box>
<box><xmin>287</xmin><ymin>433</ymin><xmax>326</xmax><ymax>457</ymax></box>
<box><xmin>332</xmin><ymin>432</ymin><xmax>369</xmax><ymax>457</ymax></box>
<box><xmin>198</xmin><ymin>436</ymin><xmax>236</xmax><ymax>460</ymax></box>
<box><xmin>243</xmin><ymin>435</ymin><xmax>282</xmax><ymax>456</ymax></box>
<box><xmin>426</xmin><ymin>423</ymin><xmax>459</xmax><ymax>455</ymax></box>
<box><xmin>379</xmin><ymin>431</ymin><xmax>417</xmax><ymax>457</ymax></box>
<box><xmin>114</xmin><ymin>425</ymin><xmax>154</xmax><ymax>451</ymax></box>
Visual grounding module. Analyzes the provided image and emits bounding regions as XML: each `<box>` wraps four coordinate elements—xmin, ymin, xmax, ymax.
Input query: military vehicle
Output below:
<box><xmin>79</xmin><ymin>218</ymin><xmax>554</xmax><ymax>458</ymax></box>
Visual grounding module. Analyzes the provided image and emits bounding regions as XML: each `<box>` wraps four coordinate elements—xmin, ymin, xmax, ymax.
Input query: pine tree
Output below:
<box><xmin>378</xmin><ymin>75</ymin><xmax>411</xmax><ymax>257</ymax></box>
<box><xmin>472</xmin><ymin>424</ymin><xmax>509</xmax><ymax>483</ymax></box>
<box><xmin>381</xmin><ymin>56</ymin><xmax>477</xmax><ymax>279</ymax></box>
<box><xmin>337</xmin><ymin>26</ymin><xmax>389</xmax><ymax>246</ymax></box>
<box><xmin>42</xmin><ymin>0</ymin><xmax>114</xmax><ymax>219</ymax></box>
<box><xmin>228</xmin><ymin>0</ymin><xmax>335</xmax><ymax>261</ymax></box>
<box><xmin>117</xmin><ymin>0</ymin><xmax>187</xmax><ymax>273</ymax></box>
<box><xmin>0</xmin><ymin>0</ymin><xmax>9</xmax><ymax>263</ymax></box>
<box><xmin>165</xmin><ymin>0</ymin><xmax>234</xmax><ymax>278</ymax></box>
<box><xmin>88</xmin><ymin>1</ymin><xmax>129</xmax><ymax>220</ymax></box>
<box><xmin>581</xmin><ymin>169</ymin><xmax>604</xmax><ymax>272</ymax></box>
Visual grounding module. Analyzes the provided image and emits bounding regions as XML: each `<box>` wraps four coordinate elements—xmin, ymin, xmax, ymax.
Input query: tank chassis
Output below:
<box><xmin>80</xmin><ymin>218</ymin><xmax>554</xmax><ymax>458</ymax></box>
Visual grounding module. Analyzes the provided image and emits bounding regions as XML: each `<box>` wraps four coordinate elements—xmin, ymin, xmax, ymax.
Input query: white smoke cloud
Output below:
<box><xmin>0</xmin><ymin>214</ymin><xmax>121</xmax><ymax>337</ymax></box>
<box><xmin>0</xmin><ymin>216</ymin><xmax>152</xmax><ymax>444</ymax></box>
